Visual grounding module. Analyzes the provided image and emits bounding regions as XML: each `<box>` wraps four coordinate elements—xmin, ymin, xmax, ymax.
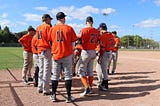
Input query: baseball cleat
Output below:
<box><xmin>43</xmin><ymin>91</ymin><xmax>51</xmax><ymax>96</ymax></box>
<box><xmin>66</xmin><ymin>96</ymin><xmax>75</xmax><ymax>103</ymax></box>
<box><xmin>111</xmin><ymin>71</ymin><xmax>115</xmax><ymax>75</ymax></box>
<box><xmin>22</xmin><ymin>78</ymin><xmax>29</xmax><ymax>85</ymax></box>
<box><xmin>28</xmin><ymin>77</ymin><xmax>33</xmax><ymax>82</ymax></box>
<box><xmin>38</xmin><ymin>90</ymin><xmax>43</xmax><ymax>93</ymax></box>
<box><xmin>50</xmin><ymin>94</ymin><xmax>57</xmax><ymax>102</ymax></box>
<box><xmin>80</xmin><ymin>88</ymin><xmax>91</xmax><ymax>96</ymax></box>
<box><xmin>98</xmin><ymin>85</ymin><xmax>108</xmax><ymax>92</ymax></box>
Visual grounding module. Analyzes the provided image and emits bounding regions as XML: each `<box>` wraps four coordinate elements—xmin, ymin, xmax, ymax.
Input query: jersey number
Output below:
<box><xmin>56</xmin><ymin>31</ymin><xmax>64</xmax><ymax>42</ymax></box>
<box><xmin>90</xmin><ymin>34</ymin><xmax>98</xmax><ymax>44</ymax></box>
<box><xmin>38</xmin><ymin>31</ymin><xmax>42</xmax><ymax>39</ymax></box>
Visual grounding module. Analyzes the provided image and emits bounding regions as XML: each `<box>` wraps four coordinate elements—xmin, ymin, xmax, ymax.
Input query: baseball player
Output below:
<box><xmin>18</xmin><ymin>26</ymin><xmax>36</xmax><ymax>84</ymax></box>
<box><xmin>72</xmin><ymin>38</ymin><xmax>82</xmax><ymax>76</ymax></box>
<box><xmin>36</xmin><ymin>14</ymin><xmax>52</xmax><ymax>95</ymax></box>
<box><xmin>108</xmin><ymin>31</ymin><xmax>120</xmax><ymax>74</ymax></box>
<box><xmin>48</xmin><ymin>12</ymin><xmax>78</xmax><ymax>103</ymax></box>
<box><xmin>31</xmin><ymin>33</ymin><xmax>39</xmax><ymax>87</ymax></box>
<box><xmin>78</xmin><ymin>16</ymin><xmax>99</xmax><ymax>96</ymax></box>
<box><xmin>96</xmin><ymin>23</ymin><xmax>115</xmax><ymax>91</ymax></box>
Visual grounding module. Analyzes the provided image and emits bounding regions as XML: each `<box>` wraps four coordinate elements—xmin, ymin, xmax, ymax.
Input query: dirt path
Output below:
<box><xmin>0</xmin><ymin>51</ymin><xmax>160</xmax><ymax>106</ymax></box>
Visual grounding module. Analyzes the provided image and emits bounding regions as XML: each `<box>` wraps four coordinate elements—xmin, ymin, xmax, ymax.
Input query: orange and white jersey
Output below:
<box><xmin>112</xmin><ymin>37</ymin><xmax>120</xmax><ymax>52</ymax></box>
<box><xmin>31</xmin><ymin>35</ymin><xmax>38</xmax><ymax>54</ymax></box>
<box><xmin>48</xmin><ymin>24</ymin><xmax>78</xmax><ymax>60</ymax></box>
<box><xmin>80</xmin><ymin>27</ymin><xmax>99</xmax><ymax>50</ymax></box>
<box><xmin>19</xmin><ymin>33</ymin><xmax>32</xmax><ymax>52</ymax></box>
<box><xmin>100</xmin><ymin>32</ymin><xmax>115</xmax><ymax>51</ymax></box>
<box><xmin>36</xmin><ymin>23</ymin><xmax>51</xmax><ymax>54</ymax></box>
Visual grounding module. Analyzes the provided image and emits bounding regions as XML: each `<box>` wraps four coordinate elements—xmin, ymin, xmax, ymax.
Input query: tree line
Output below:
<box><xmin>120</xmin><ymin>35</ymin><xmax>159</xmax><ymax>49</ymax></box>
<box><xmin>0</xmin><ymin>25</ymin><xmax>27</xmax><ymax>46</ymax></box>
<box><xmin>0</xmin><ymin>25</ymin><xmax>159</xmax><ymax>49</ymax></box>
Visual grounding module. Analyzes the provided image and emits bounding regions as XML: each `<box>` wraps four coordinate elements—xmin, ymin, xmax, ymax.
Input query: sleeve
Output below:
<box><xmin>48</xmin><ymin>27</ymin><xmax>52</xmax><ymax>42</ymax></box>
<box><xmin>45</xmin><ymin>25</ymin><xmax>51</xmax><ymax>42</ymax></box>
<box><xmin>31</xmin><ymin>36</ymin><xmax>37</xmax><ymax>53</ymax></box>
<box><xmin>70</xmin><ymin>27</ymin><xmax>78</xmax><ymax>42</ymax></box>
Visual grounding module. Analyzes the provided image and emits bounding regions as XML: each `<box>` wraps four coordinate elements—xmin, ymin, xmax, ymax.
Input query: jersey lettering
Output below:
<box><xmin>38</xmin><ymin>31</ymin><xmax>42</xmax><ymax>39</ymax></box>
<box><xmin>90</xmin><ymin>34</ymin><xmax>98</xmax><ymax>44</ymax></box>
<box><xmin>108</xmin><ymin>38</ymin><xmax>114</xmax><ymax>48</ymax></box>
<box><xmin>56</xmin><ymin>31</ymin><xmax>64</xmax><ymax>42</ymax></box>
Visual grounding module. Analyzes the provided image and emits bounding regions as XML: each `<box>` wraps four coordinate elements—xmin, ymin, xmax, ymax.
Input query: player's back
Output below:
<box><xmin>100</xmin><ymin>32</ymin><xmax>115</xmax><ymax>51</ymax></box>
<box><xmin>19</xmin><ymin>34</ymin><xmax>32</xmax><ymax>52</ymax></box>
<box><xmin>36</xmin><ymin>23</ymin><xmax>51</xmax><ymax>53</ymax></box>
<box><xmin>80</xmin><ymin>27</ymin><xmax>99</xmax><ymax>50</ymax></box>
<box><xmin>49</xmin><ymin>24</ymin><xmax>77</xmax><ymax>60</ymax></box>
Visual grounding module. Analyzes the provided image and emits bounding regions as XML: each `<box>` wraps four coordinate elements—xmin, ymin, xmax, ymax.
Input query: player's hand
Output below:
<box><xmin>74</xmin><ymin>48</ymin><xmax>81</xmax><ymax>56</ymax></box>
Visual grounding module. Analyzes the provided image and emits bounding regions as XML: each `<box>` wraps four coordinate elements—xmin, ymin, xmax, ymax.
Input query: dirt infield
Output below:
<box><xmin>0</xmin><ymin>51</ymin><xmax>160</xmax><ymax>106</ymax></box>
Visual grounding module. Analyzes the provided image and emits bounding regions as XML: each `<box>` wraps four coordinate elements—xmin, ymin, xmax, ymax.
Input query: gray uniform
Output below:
<box><xmin>78</xmin><ymin>50</ymin><xmax>97</xmax><ymax>77</ymax></box>
<box><xmin>96</xmin><ymin>51</ymin><xmax>111</xmax><ymax>85</ymax></box>
<box><xmin>38</xmin><ymin>49</ymin><xmax>51</xmax><ymax>93</ymax></box>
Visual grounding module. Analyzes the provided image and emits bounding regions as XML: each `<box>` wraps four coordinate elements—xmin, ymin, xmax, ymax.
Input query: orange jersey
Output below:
<box><xmin>31</xmin><ymin>35</ymin><xmax>38</xmax><ymax>54</ymax></box>
<box><xmin>36</xmin><ymin>23</ymin><xmax>51</xmax><ymax>53</ymax></box>
<box><xmin>19</xmin><ymin>33</ymin><xmax>32</xmax><ymax>52</ymax></box>
<box><xmin>112</xmin><ymin>37</ymin><xmax>120</xmax><ymax>52</ymax></box>
<box><xmin>100</xmin><ymin>32</ymin><xmax>115</xmax><ymax>51</ymax></box>
<box><xmin>48</xmin><ymin>24</ymin><xmax>78</xmax><ymax>60</ymax></box>
<box><xmin>80</xmin><ymin>27</ymin><xmax>99</xmax><ymax>50</ymax></box>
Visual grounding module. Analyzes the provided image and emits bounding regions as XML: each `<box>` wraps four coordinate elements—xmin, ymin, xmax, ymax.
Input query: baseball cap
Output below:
<box><xmin>98</xmin><ymin>23</ymin><xmax>107</xmax><ymax>30</ymax></box>
<box><xmin>112</xmin><ymin>31</ymin><xmax>117</xmax><ymax>35</ymax></box>
<box><xmin>27</xmin><ymin>26</ymin><xmax>36</xmax><ymax>32</ymax></box>
<box><xmin>86</xmin><ymin>16</ymin><xmax>93</xmax><ymax>23</ymax></box>
<box><xmin>42</xmin><ymin>14</ymin><xmax>53</xmax><ymax>21</ymax></box>
<box><xmin>56</xmin><ymin>12</ymin><xmax>67</xmax><ymax>20</ymax></box>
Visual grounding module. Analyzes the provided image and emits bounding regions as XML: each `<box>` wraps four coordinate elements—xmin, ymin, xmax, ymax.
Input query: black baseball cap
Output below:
<box><xmin>42</xmin><ymin>14</ymin><xmax>53</xmax><ymax>21</ymax></box>
<box><xmin>56</xmin><ymin>12</ymin><xmax>67</xmax><ymax>20</ymax></box>
<box><xmin>86</xmin><ymin>16</ymin><xmax>93</xmax><ymax>23</ymax></box>
<box><xmin>27</xmin><ymin>26</ymin><xmax>36</xmax><ymax>32</ymax></box>
<box><xmin>112</xmin><ymin>31</ymin><xmax>117</xmax><ymax>35</ymax></box>
<box><xmin>98</xmin><ymin>23</ymin><xmax>107</xmax><ymax>30</ymax></box>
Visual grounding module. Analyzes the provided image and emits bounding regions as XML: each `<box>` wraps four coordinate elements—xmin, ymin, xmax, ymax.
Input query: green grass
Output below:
<box><xmin>0</xmin><ymin>47</ymin><xmax>23</xmax><ymax>70</ymax></box>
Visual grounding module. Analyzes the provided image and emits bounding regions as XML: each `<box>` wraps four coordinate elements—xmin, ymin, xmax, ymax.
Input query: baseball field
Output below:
<box><xmin>0</xmin><ymin>47</ymin><xmax>160</xmax><ymax>106</ymax></box>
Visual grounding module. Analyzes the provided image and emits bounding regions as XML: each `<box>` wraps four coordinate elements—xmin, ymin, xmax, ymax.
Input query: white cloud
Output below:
<box><xmin>68</xmin><ymin>23</ymin><xmax>85</xmax><ymax>32</ymax></box>
<box><xmin>51</xmin><ymin>5</ymin><xmax>100</xmax><ymax>20</ymax></box>
<box><xmin>24</xmin><ymin>13</ymin><xmax>41</xmax><ymax>21</ymax></box>
<box><xmin>73</xmin><ymin>5</ymin><xmax>99</xmax><ymax>20</ymax></box>
<box><xmin>23</xmin><ymin>6</ymin><xmax>116</xmax><ymax>22</ymax></box>
<box><xmin>51</xmin><ymin>6</ymin><xmax>75</xmax><ymax>20</ymax></box>
<box><xmin>154</xmin><ymin>0</ymin><xmax>160</xmax><ymax>6</ymax></box>
<box><xmin>135</xmin><ymin>18</ymin><xmax>160</xmax><ymax>28</ymax></box>
<box><xmin>101</xmin><ymin>8</ymin><xmax>116</xmax><ymax>15</ymax></box>
<box><xmin>0</xmin><ymin>13</ymin><xmax>8</xmax><ymax>18</ymax></box>
<box><xmin>34</xmin><ymin>6</ymin><xmax>48</xmax><ymax>11</ymax></box>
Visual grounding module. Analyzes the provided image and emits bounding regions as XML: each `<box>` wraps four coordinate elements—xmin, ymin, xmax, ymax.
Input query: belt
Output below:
<box><xmin>106</xmin><ymin>51</ymin><xmax>111</xmax><ymax>52</ymax></box>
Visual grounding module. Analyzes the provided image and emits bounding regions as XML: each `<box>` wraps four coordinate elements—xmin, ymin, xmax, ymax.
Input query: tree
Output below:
<box><xmin>120</xmin><ymin>35</ymin><xmax>159</xmax><ymax>49</ymax></box>
<box><xmin>3</xmin><ymin>26</ymin><xmax>10</xmax><ymax>33</ymax></box>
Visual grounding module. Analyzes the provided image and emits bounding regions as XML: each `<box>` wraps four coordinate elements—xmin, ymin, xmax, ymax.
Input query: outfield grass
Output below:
<box><xmin>0</xmin><ymin>47</ymin><xmax>23</xmax><ymax>70</ymax></box>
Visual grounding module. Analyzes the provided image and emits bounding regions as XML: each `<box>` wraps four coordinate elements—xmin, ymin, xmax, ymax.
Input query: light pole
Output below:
<box><xmin>128</xmin><ymin>36</ymin><xmax>129</xmax><ymax>48</ymax></box>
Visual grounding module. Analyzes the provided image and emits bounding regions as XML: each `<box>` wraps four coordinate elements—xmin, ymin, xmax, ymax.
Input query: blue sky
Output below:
<box><xmin>0</xmin><ymin>0</ymin><xmax>160</xmax><ymax>41</ymax></box>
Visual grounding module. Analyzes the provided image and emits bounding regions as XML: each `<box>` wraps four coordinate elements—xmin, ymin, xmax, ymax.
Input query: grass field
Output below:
<box><xmin>0</xmin><ymin>47</ymin><xmax>159</xmax><ymax>71</ymax></box>
<box><xmin>0</xmin><ymin>47</ymin><xmax>23</xmax><ymax>70</ymax></box>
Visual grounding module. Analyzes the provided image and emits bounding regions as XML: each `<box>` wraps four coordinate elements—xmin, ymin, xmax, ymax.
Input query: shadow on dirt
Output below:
<box><xmin>72</xmin><ymin>71</ymin><xmax>160</xmax><ymax>102</ymax></box>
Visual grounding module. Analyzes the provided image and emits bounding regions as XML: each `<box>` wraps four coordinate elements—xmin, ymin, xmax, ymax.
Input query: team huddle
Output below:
<box><xmin>18</xmin><ymin>12</ymin><xmax>120</xmax><ymax>103</ymax></box>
